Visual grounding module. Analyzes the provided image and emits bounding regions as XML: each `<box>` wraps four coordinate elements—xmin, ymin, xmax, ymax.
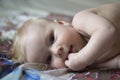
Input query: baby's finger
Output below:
<box><xmin>67</xmin><ymin>53</ymin><xmax>77</xmax><ymax>59</ymax></box>
<box><xmin>65</xmin><ymin>60</ymin><xmax>78</xmax><ymax>70</ymax></box>
<box><xmin>65</xmin><ymin>60</ymin><xmax>72</xmax><ymax>68</ymax></box>
<box><xmin>65</xmin><ymin>60</ymin><xmax>69</xmax><ymax>66</ymax></box>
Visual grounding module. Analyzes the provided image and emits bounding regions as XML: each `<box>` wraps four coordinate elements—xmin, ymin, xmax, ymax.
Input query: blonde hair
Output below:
<box><xmin>11</xmin><ymin>18</ymin><xmax>48</xmax><ymax>62</ymax></box>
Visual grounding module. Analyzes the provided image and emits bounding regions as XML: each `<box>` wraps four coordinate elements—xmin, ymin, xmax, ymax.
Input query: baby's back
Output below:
<box><xmin>89</xmin><ymin>3</ymin><xmax>120</xmax><ymax>63</ymax></box>
<box><xmin>96</xmin><ymin>3</ymin><xmax>120</xmax><ymax>30</ymax></box>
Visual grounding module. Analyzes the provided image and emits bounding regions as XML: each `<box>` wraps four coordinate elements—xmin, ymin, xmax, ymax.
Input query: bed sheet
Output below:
<box><xmin>0</xmin><ymin>11</ymin><xmax>120</xmax><ymax>80</ymax></box>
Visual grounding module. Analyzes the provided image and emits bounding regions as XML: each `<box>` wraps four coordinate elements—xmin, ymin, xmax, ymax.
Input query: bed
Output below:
<box><xmin>0</xmin><ymin>11</ymin><xmax>120</xmax><ymax>80</ymax></box>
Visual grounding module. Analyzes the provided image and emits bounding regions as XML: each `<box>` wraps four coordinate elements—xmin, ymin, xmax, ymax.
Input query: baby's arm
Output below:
<box><xmin>65</xmin><ymin>11</ymin><xmax>116</xmax><ymax>71</ymax></box>
<box><xmin>93</xmin><ymin>55</ymin><xmax>120</xmax><ymax>69</ymax></box>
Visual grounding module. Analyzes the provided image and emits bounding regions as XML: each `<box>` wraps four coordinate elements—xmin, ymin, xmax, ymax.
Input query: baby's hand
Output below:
<box><xmin>65</xmin><ymin>53</ymin><xmax>88</xmax><ymax>71</ymax></box>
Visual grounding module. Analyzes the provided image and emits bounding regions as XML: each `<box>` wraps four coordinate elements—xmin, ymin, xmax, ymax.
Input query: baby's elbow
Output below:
<box><xmin>109</xmin><ymin>25</ymin><xmax>116</xmax><ymax>33</ymax></box>
<box><xmin>105</xmin><ymin>25</ymin><xmax>116</xmax><ymax>37</ymax></box>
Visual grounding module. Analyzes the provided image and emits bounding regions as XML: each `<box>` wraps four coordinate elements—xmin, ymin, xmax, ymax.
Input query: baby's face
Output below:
<box><xmin>25</xmin><ymin>20</ymin><xmax>85</xmax><ymax>68</ymax></box>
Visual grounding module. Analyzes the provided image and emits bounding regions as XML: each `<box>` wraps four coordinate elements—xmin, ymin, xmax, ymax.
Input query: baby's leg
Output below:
<box><xmin>94</xmin><ymin>55</ymin><xmax>120</xmax><ymax>69</ymax></box>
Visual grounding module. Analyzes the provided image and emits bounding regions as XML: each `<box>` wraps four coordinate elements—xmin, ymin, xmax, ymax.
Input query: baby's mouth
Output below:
<box><xmin>65</xmin><ymin>45</ymin><xmax>73</xmax><ymax>60</ymax></box>
<box><xmin>68</xmin><ymin>45</ymin><xmax>73</xmax><ymax>53</ymax></box>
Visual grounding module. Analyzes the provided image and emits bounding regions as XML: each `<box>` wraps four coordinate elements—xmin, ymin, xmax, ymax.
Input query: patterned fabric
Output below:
<box><xmin>1</xmin><ymin>60</ymin><xmax>73</xmax><ymax>80</ymax></box>
<box><xmin>71</xmin><ymin>70</ymin><xmax>120</xmax><ymax>80</ymax></box>
<box><xmin>0</xmin><ymin>57</ymin><xmax>14</xmax><ymax>78</ymax></box>
<box><xmin>1</xmin><ymin>54</ymin><xmax>120</xmax><ymax>80</ymax></box>
<box><xmin>1</xmin><ymin>65</ymin><xmax>41</xmax><ymax>80</ymax></box>
<box><xmin>0</xmin><ymin>56</ymin><xmax>120</xmax><ymax>80</ymax></box>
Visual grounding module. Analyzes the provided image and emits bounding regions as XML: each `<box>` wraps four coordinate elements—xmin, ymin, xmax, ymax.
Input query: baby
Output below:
<box><xmin>11</xmin><ymin>3</ymin><xmax>120</xmax><ymax>71</ymax></box>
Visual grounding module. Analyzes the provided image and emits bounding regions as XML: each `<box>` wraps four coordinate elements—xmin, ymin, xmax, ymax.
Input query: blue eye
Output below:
<box><xmin>50</xmin><ymin>33</ymin><xmax>55</xmax><ymax>44</ymax></box>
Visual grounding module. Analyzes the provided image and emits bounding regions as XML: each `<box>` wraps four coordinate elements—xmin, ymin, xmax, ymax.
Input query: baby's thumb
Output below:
<box><xmin>65</xmin><ymin>60</ymin><xmax>70</xmax><ymax>67</ymax></box>
<box><xmin>65</xmin><ymin>60</ymin><xmax>80</xmax><ymax>71</ymax></box>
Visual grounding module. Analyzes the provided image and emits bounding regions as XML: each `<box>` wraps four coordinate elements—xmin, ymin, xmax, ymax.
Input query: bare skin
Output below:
<box><xmin>65</xmin><ymin>3</ymin><xmax>120</xmax><ymax>71</ymax></box>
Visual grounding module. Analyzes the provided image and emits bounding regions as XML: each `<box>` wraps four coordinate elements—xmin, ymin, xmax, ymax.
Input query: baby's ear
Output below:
<box><xmin>54</xmin><ymin>20</ymin><xmax>70</xmax><ymax>26</ymax></box>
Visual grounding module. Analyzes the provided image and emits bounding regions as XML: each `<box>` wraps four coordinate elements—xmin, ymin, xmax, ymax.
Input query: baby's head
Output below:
<box><xmin>11</xmin><ymin>18</ymin><xmax>86</xmax><ymax>69</ymax></box>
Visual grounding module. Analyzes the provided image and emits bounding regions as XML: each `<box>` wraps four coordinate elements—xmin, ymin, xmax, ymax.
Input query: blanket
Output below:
<box><xmin>0</xmin><ymin>11</ymin><xmax>120</xmax><ymax>80</ymax></box>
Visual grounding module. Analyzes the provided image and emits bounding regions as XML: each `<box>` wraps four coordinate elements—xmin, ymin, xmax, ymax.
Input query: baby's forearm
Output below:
<box><xmin>78</xmin><ymin>26</ymin><xmax>116</xmax><ymax>66</ymax></box>
<box><xmin>69</xmin><ymin>10</ymin><xmax>117</xmax><ymax>71</ymax></box>
<box><xmin>92</xmin><ymin>55</ymin><xmax>120</xmax><ymax>69</ymax></box>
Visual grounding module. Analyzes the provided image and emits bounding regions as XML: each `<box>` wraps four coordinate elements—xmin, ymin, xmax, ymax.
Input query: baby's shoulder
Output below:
<box><xmin>87</xmin><ymin>3</ymin><xmax>120</xmax><ymax>31</ymax></box>
<box><xmin>72</xmin><ymin>3</ymin><xmax>120</xmax><ymax>35</ymax></box>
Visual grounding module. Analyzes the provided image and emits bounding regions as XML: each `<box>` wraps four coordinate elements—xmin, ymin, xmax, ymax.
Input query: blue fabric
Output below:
<box><xmin>24</xmin><ymin>69</ymin><xmax>40</xmax><ymax>80</ymax></box>
<box><xmin>1</xmin><ymin>65</ymin><xmax>41</xmax><ymax>80</ymax></box>
<box><xmin>0</xmin><ymin>53</ymin><xmax>14</xmax><ymax>78</ymax></box>
<box><xmin>0</xmin><ymin>53</ymin><xmax>41</xmax><ymax>80</ymax></box>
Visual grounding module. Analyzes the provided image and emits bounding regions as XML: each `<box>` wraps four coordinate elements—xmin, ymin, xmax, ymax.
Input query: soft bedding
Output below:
<box><xmin>0</xmin><ymin>11</ymin><xmax>120</xmax><ymax>80</ymax></box>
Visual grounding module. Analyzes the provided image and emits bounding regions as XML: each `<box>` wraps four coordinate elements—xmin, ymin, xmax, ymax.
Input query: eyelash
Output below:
<box><xmin>47</xmin><ymin>55</ymin><xmax>52</xmax><ymax>64</ymax></box>
<box><xmin>50</xmin><ymin>32</ymin><xmax>55</xmax><ymax>44</ymax></box>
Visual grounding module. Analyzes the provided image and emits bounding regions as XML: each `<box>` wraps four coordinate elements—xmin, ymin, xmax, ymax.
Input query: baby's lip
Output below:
<box><xmin>68</xmin><ymin>45</ymin><xmax>73</xmax><ymax>54</ymax></box>
<box><xmin>65</xmin><ymin>45</ymin><xmax>73</xmax><ymax>60</ymax></box>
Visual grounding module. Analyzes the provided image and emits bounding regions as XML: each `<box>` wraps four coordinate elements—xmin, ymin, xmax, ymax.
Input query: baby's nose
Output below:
<box><xmin>55</xmin><ymin>46</ymin><xmax>64</xmax><ymax>57</ymax></box>
<box><xmin>51</xmin><ymin>45</ymin><xmax>68</xmax><ymax>57</ymax></box>
<box><xmin>55</xmin><ymin>45</ymin><xmax>69</xmax><ymax>57</ymax></box>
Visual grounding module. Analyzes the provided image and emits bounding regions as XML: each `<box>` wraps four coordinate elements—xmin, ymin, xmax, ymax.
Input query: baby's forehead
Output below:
<box><xmin>26</xmin><ymin>19</ymin><xmax>53</xmax><ymax>29</ymax></box>
<box><xmin>23</xmin><ymin>19</ymin><xmax>63</xmax><ymax>39</ymax></box>
<box><xmin>24</xmin><ymin>20</ymin><xmax>50</xmax><ymax>42</ymax></box>
<box><xmin>24</xmin><ymin>23</ymin><xmax>45</xmax><ymax>35</ymax></box>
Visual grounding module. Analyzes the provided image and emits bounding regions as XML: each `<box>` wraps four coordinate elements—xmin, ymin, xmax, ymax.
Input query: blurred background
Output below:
<box><xmin>0</xmin><ymin>0</ymin><xmax>120</xmax><ymax>32</ymax></box>
<box><xmin>0</xmin><ymin>0</ymin><xmax>120</xmax><ymax>16</ymax></box>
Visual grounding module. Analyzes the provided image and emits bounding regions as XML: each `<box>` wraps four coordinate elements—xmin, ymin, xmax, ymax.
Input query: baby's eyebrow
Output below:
<box><xmin>43</xmin><ymin>28</ymin><xmax>49</xmax><ymax>44</ymax></box>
